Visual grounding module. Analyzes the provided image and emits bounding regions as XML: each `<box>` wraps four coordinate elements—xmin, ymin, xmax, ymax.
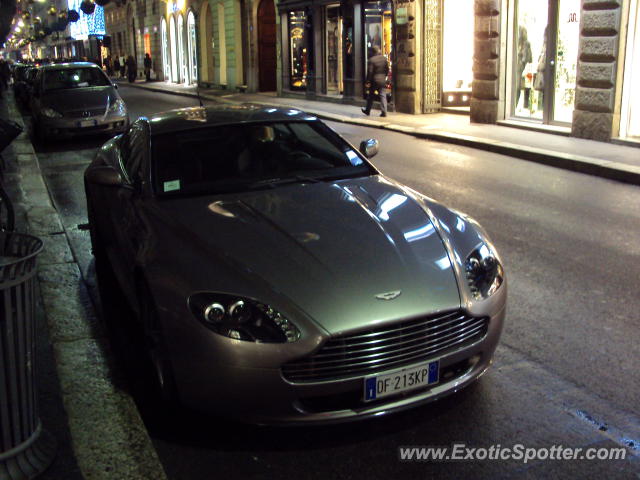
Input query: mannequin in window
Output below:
<box><xmin>517</xmin><ymin>25</ymin><xmax>532</xmax><ymax>109</ymax></box>
<box><xmin>533</xmin><ymin>26</ymin><xmax>548</xmax><ymax>109</ymax></box>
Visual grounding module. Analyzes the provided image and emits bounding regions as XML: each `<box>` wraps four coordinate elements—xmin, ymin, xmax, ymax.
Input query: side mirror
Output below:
<box><xmin>86</xmin><ymin>165</ymin><xmax>128</xmax><ymax>188</ymax></box>
<box><xmin>359</xmin><ymin>138</ymin><xmax>379</xmax><ymax>159</ymax></box>
<box><xmin>112</xmin><ymin>83</ymin><xmax>118</xmax><ymax>89</ymax></box>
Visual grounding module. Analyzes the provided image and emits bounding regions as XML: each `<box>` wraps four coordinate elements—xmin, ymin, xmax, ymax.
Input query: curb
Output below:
<box><xmin>123</xmin><ymin>81</ymin><xmax>640</xmax><ymax>186</ymax></box>
<box><xmin>8</xmin><ymin>94</ymin><xmax>168</xmax><ymax>480</ymax></box>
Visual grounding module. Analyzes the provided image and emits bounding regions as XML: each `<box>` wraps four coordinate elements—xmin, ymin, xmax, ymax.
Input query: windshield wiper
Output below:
<box><xmin>246</xmin><ymin>175</ymin><xmax>322</xmax><ymax>189</ymax></box>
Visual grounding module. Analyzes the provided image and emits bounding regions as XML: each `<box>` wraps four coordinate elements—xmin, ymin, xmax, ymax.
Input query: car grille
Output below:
<box><xmin>65</xmin><ymin>108</ymin><xmax>106</xmax><ymax>118</ymax></box>
<box><xmin>282</xmin><ymin>311</ymin><xmax>488</xmax><ymax>383</ymax></box>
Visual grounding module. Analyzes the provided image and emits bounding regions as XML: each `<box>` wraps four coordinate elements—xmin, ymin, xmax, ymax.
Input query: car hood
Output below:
<box><xmin>153</xmin><ymin>175</ymin><xmax>461</xmax><ymax>335</ymax></box>
<box><xmin>42</xmin><ymin>86</ymin><xmax>115</xmax><ymax>113</ymax></box>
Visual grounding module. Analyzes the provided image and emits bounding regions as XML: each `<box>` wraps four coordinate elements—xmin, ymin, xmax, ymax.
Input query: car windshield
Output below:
<box><xmin>43</xmin><ymin>67</ymin><xmax>111</xmax><ymax>91</ymax></box>
<box><xmin>152</xmin><ymin>121</ymin><xmax>374</xmax><ymax>197</ymax></box>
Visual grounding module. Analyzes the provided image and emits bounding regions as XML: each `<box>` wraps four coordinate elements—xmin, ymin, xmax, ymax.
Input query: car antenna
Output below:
<box><xmin>196</xmin><ymin>83</ymin><xmax>204</xmax><ymax>107</ymax></box>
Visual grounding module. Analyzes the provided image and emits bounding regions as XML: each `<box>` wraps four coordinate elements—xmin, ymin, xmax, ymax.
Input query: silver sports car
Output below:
<box><xmin>31</xmin><ymin>62</ymin><xmax>128</xmax><ymax>142</ymax></box>
<box><xmin>84</xmin><ymin>105</ymin><xmax>506</xmax><ymax>424</ymax></box>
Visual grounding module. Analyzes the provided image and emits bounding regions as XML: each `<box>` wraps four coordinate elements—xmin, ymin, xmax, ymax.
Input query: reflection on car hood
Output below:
<box><xmin>155</xmin><ymin>175</ymin><xmax>461</xmax><ymax>335</ymax></box>
<box><xmin>42</xmin><ymin>86</ymin><xmax>115</xmax><ymax>113</ymax></box>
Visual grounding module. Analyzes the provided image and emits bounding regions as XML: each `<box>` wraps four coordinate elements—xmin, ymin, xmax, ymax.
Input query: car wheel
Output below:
<box><xmin>139</xmin><ymin>283</ymin><xmax>179</xmax><ymax>408</ymax></box>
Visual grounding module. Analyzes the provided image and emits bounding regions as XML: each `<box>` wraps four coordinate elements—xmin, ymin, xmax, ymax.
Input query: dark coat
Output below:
<box><xmin>366</xmin><ymin>54</ymin><xmax>389</xmax><ymax>89</ymax></box>
<box><xmin>126</xmin><ymin>56</ymin><xmax>137</xmax><ymax>73</ymax></box>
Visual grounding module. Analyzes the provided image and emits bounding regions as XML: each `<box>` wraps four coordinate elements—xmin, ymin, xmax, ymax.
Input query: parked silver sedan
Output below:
<box><xmin>84</xmin><ymin>105</ymin><xmax>506</xmax><ymax>424</ymax></box>
<box><xmin>31</xmin><ymin>62</ymin><xmax>128</xmax><ymax>142</ymax></box>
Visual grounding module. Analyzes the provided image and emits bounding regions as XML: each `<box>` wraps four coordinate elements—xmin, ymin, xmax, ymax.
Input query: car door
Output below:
<box><xmin>29</xmin><ymin>71</ymin><xmax>43</xmax><ymax>117</ymax></box>
<box><xmin>108</xmin><ymin>120</ymin><xmax>150</xmax><ymax>303</ymax></box>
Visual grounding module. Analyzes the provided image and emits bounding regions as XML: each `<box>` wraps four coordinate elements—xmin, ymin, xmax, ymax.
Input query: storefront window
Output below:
<box><xmin>326</xmin><ymin>5</ymin><xmax>343</xmax><ymax>95</ymax></box>
<box><xmin>512</xmin><ymin>0</ymin><xmax>579</xmax><ymax>124</ymax></box>
<box><xmin>344</xmin><ymin>17</ymin><xmax>354</xmax><ymax>79</ymax></box>
<box><xmin>187</xmin><ymin>11</ymin><xmax>198</xmax><ymax>84</ymax></box>
<box><xmin>178</xmin><ymin>14</ymin><xmax>186</xmax><ymax>84</ymax></box>
<box><xmin>514</xmin><ymin>1</ymin><xmax>548</xmax><ymax>120</ymax></box>
<box><xmin>169</xmin><ymin>16</ymin><xmax>178</xmax><ymax>82</ymax></box>
<box><xmin>442</xmin><ymin>0</ymin><xmax>473</xmax><ymax>107</ymax></box>
<box><xmin>553</xmin><ymin>0</ymin><xmax>580</xmax><ymax>123</ymax></box>
<box><xmin>289</xmin><ymin>10</ymin><xmax>308</xmax><ymax>90</ymax></box>
<box><xmin>363</xmin><ymin>0</ymin><xmax>392</xmax><ymax>80</ymax></box>
<box><xmin>621</xmin><ymin>0</ymin><xmax>640</xmax><ymax>139</ymax></box>
<box><xmin>161</xmin><ymin>18</ymin><xmax>169</xmax><ymax>81</ymax></box>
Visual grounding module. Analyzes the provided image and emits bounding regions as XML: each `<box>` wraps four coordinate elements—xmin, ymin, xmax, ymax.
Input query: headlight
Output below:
<box><xmin>465</xmin><ymin>243</ymin><xmax>504</xmax><ymax>300</ymax></box>
<box><xmin>108</xmin><ymin>98</ymin><xmax>126</xmax><ymax>114</ymax></box>
<box><xmin>188</xmin><ymin>293</ymin><xmax>301</xmax><ymax>343</ymax></box>
<box><xmin>40</xmin><ymin>107</ymin><xmax>62</xmax><ymax>118</ymax></box>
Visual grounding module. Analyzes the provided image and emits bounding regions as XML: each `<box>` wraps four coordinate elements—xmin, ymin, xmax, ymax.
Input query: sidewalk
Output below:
<box><xmin>123</xmin><ymin>79</ymin><xmax>640</xmax><ymax>186</ymax></box>
<box><xmin>1</xmin><ymin>93</ymin><xmax>83</xmax><ymax>479</ymax></box>
<box><xmin>1</xmin><ymin>91</ymin><xmax>167</xmax><ymax>480</ymax></box>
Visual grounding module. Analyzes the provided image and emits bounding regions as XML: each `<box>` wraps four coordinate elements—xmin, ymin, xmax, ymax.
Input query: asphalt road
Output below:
<box><xmin>28</xmin><ymin>85</ymin><xmax>640</xmax><ymax>479</ymax></box>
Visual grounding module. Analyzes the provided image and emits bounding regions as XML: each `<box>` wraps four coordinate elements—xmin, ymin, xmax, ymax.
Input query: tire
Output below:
<box><xmin>138</xmin><ymin>282</ymin><xmax>179</xmax><ymax>408</ymax></box>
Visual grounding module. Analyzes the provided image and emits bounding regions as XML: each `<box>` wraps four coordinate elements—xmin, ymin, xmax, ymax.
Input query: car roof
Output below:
<box><xmin>146</xmin><ymin>105</ymin><xmax>318</xmax><ymax>136</ymax></box>
<box><xmin>39</xmin><ymin>62</ymin><xmax>100</xmax><ymax>70</ymax></box>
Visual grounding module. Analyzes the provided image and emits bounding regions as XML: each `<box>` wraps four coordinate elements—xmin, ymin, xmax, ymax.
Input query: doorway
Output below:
<box><xmin>169</xmin><ymin>16</ymin><xmax>178</xmax><ymax>82</ymax></box>
<box><xmin>511</xmin><ymin>0</ymin><xmax>581</xmax><ymax>124</ymax></box>
<box><xmin>325</xmin><ymin>4</ymin><xmax>343</xmax><ymax>95</ymax></box>
<box><xmin>257</xmin><ymin>0</ymin><xmax>277</xmax><ymax>91</ymax></box>
<box><xmin>199</xmin><ymin>2</ymin><xmax>214</xmax><ymax>83</ymax></box>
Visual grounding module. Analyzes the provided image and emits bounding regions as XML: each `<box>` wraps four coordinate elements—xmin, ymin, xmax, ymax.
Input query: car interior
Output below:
<box><xmin>153</xmin><ymin>122</ymin><xmax>353</xmax><ymax>195</ymax></box>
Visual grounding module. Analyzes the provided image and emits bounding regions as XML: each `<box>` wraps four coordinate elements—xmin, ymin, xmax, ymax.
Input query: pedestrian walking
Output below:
<box><xmin>361</xmin><ymin>46</ymin><xmax>389</xmax><ymax>117</ymax></box>
<box><xmin>104</xmin><ymin>55</ymin><xmax>113</xmax><ymax>76</ymax></box>
<box><xmin>126</xmin><ymin>55</ymin><xmax>137</xmax><ymax>83</ymax></box>
<box><xmin>113</xmin><ymin>56</ymin><xmax>120</xmax><ymax>77</ymax></box>
<box><xmin>0</xmin><ymin>59</ymin><xmax>10</xmax><ymax>92</ymax></box>
<box><xmin>119</xmin><ymin>55</ymin><xmax>126</xmax><ymax>78</ymax></box>
<box><xmin>143</xmin><ymin>53</ymin><xmax>152</xmax><ymax>82</ymax></box>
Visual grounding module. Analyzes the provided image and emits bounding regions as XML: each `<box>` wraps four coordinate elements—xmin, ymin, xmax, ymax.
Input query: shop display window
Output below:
<box><xmin>289</xmin><ymin>10</ymin><xmax>308</xmax><ymax>90</ymax></box>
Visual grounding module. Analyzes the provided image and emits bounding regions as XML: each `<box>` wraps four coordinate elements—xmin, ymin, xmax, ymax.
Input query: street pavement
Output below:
<box><xmin>9</xmin><ymin>85</ymin><xmax>640</xmax><ymax>479</ymax></box>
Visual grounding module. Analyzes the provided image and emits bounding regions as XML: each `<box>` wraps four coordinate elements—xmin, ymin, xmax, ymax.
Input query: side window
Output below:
<box><xmin>122</xmin><ymin>121</ymin><xmax>148</xmax><ymax>184</ymax></box>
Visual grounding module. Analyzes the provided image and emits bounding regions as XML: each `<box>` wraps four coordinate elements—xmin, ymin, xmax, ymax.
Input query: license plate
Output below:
<box><xmin>363</xmin><ymin>360</ymin><xmax>439</xmax><ymax>402</ymax></box>
<box><xmin>77</xmin><ymin>119</ymin><xmax>97</xmax><ymax>127</ymax></box>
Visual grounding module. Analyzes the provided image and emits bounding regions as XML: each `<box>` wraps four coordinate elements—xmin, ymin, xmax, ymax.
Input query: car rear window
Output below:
<box><xmin>152</xmin><ymin>121</ymin><xmax>372</xmax><ymax>197</ymax></box>
<box><xmin>43</xmin><ymin>67</ymin><xmax>111</xmax><ymax>91</ymax></box>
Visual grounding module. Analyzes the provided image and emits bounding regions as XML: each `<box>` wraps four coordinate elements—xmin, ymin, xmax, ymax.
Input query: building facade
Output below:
<box><xmin>104</xmin><ymin>0</ymin><xmax>164</xmax><ymax>79</ymax></box>
<box><xmin>273</xmin><ymin>0</ymin><xmax>639</xmax><ymax>144</ymax></box>
<box><xmin>98</xmin><ymin>0</ymin><xmax>638</xmax><ymax>144</ymax></box>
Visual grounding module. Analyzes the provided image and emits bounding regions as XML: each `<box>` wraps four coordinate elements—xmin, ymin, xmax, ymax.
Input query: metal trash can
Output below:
<box><xmin>0</xmin><ymin>232</ymin><xmax>56</xmax><ymax>480</ymax></box>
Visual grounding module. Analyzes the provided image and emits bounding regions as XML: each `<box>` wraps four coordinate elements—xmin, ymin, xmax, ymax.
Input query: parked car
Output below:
<box><xmin>30</xmin><ymin>62</ymin><xmax>128</xmax><ymax>142</ymax></box>
<box><xmin>84</xmin><ymin>105</ymin><xmax>507</xmax><ymax>424</ymax></box>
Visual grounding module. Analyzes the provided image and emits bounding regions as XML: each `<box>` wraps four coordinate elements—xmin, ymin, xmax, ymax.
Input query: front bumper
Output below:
<box><xmin>38</xmin><ymin>113</ymin><xmax>128</xmax><ymax>137</ymax></box>
<box><xmin>167</xmin><ymin>302</ymin><xmax>506</xmax><ymax>425</ymax></box>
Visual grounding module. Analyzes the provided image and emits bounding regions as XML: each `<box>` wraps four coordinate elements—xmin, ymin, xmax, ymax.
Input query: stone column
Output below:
<box><xmin>572</xmin><ymin>0</ymin><xmax>622</xmax><ymax>141</ymax></box>
<box><xmin>307</xmin><ymin>4</ymin><xmax>323</xmax><ymax>98</ymax></box>
<box><xmin>471</xmin><ymin>0</ymin><xmax>500</xmax><ymax>123</ymax></box>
